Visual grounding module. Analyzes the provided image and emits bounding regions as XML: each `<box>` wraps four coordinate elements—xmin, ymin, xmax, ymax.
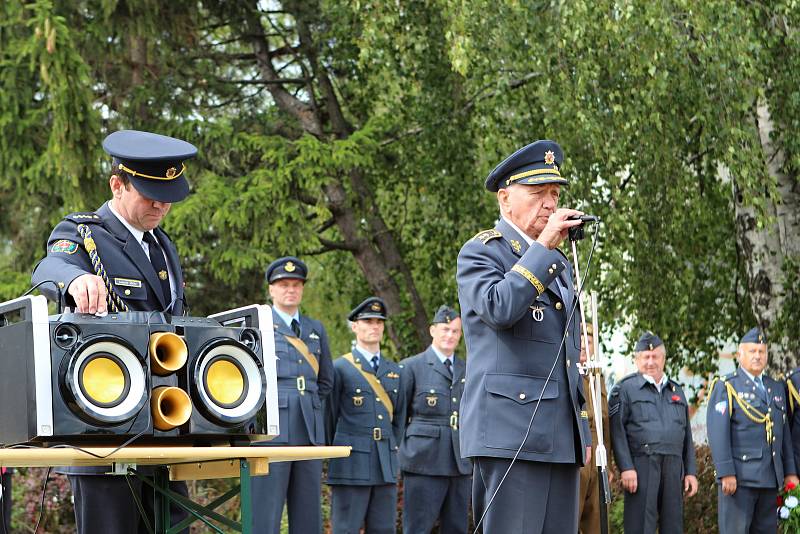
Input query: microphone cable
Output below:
<box><xmin>472</xmin><ymin>222</ymin><xmax>600</xmax><ymax>533</ymax></box>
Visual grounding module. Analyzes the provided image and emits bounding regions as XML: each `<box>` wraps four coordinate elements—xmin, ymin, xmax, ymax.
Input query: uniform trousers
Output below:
<box><xmin>330</xmin><ymin>484</ymin><xmax>397</xmax><ymax>534</ymax></box>
<box><xmin>1</xmin><ymin>471</ymin><xmax>11</xmax><ymax>534</ymax></box>
<box><xmin>69</xmin><ymin>474</ymin><xmax>189</xmax><ymax>534</ymax></box>
<box><xmin>717</xmin><ymin>485</ymin><xmax>777</xmax><ymax>534</ymax></box>
<box><xmin>623</xmin><ymin>454</ymin><xmax>683</xmax><ymax>534</ymax></box>
<box><xmin>472</xmin><ymin>456</ymin><xmax>579</xmax><ymax>534</ymax></box>
<box><xmin>402</xmin><ymin>472</ymin><xmax>471</xmax><ymax>534</ymax></box>
<box><xmin>251</xmin><ymin>458</ymin><xmax>323</xmax><ymax>534</ymax></box>
<box><xmin>578</xmin><ymin>461</ymin><xmax>608</xmax><ymax>534</ymax></box>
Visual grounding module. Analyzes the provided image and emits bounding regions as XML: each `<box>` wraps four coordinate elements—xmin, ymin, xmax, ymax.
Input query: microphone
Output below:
<box><xmin>568</xmin><ymin>214</ymin><xmax>600</xmax><ymax>241</ymax></box>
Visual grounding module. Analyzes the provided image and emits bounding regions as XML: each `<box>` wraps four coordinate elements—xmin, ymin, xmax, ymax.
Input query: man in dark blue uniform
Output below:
<box><xmin>608</xmin><ymin>331</ymin><xmax>698</xmax><ymax>534</ymax></box>
<box><xmin>399</xmin><ymin>305</ymin><xmax>471</xmax><ymax>534</ymax></box>
<box><xmin>456</xmin><ymin>140</ymin><xmax>592</xmax><ymax>533</ymax></box>
<box><xmin>707</xmin><ymin>327</ymin><xmax>798</xmax><ymax>534</ymax></box>
<box><xmin>326</xmin><ymin>297</ymin><xmax>406</xmax><ymax>534</ymax></box>
<box><xmin>251</xmin><ymin>256</ymin><xmax>333</xmax><ymax>534</ymax></box>
<box><xmin>31</xmin><ymin>130</ymin><xmax>196</xmax><ymax>534</ymax></box>
<box><xmin>785</xmin><ymin>364</ymin><xmax>800</xmax><ymax>472</ymax></box>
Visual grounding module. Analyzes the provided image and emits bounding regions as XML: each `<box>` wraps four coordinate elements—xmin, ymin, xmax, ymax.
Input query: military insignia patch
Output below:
<box><xmin>426</xmin><ymin>395</ymin><xmax>438</xmax><ymax>407</ymax></box>
<box><xmin>371</xmin><ymin>302</ymin><xmax>381</xmax><ymax>312</ymax></box>
<box><xmin>158</xmin><ymin>270</ymin><xmax>168</xmax><ymax>280</ymax></box>
<box><xmin>166</xmin><ymin>167</ymin><xmax>177</xmax><ymax>179</ymax></box>
<box><xmin>473</xmin><ymin>229</ymin><xmax>502</xmax><ymax>244</ymax></box>
<box><xmin>353</xmin><ymin>396</ymin><xmax>364</xmax><ymax>407</ymax></box>
<box><xmin>285</xmin><ymin>261</ymin><xmax>296</xmax><ymax>272</ymax></box>
<box><xmin>544</xmin><ymin>150</ymin><xmax>555</xmax><ymax>166</ymax></box>
<box><xmin>510</xmin><ymin>240</ymin><xmax>522</xmax><ymax>254</ymax></box>
<box><xmin>530</xmin><ymin>305</ymin><xmax>544</xmax><ymax>322</ymax></box>
<box><xmin>715</xmin><ymin>400</ymin><xmax>727</xmax><ymax>415</ymax></box>
<box><xmin>309</xmin><ymin>332</ymin><xmax>320</xmax><ymax>340</ymax></box>
<box><xmin>387</xmin><ymin>372</ymin><xmax>400</xmax><ymax>379</ymax></box>
<box><xmin>51</xmin><ymin>240</ymin><xmax>78</xmax><ymax>254</ymax></box>
<box><xmin>580</xmin><ymin>410</ymin><xmax>588</xmax><ymax>418</ymax></box>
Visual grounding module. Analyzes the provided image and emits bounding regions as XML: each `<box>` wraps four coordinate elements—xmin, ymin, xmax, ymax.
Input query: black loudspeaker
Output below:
<box><xmin>0</xmin><ymin>297</ymin><xmax>279</xmax><ymax>445</ymax></box>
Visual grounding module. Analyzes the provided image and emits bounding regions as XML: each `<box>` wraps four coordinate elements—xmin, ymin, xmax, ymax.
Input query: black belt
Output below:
<box><xmin>411</xmin><ymin>413</ymin><xmax>459</xmax><ymax>429</ymax></box>
<box><xmin>337</xmin><ymin>421</ymin><xmax>391</xmax><ymax>441</ymax></box>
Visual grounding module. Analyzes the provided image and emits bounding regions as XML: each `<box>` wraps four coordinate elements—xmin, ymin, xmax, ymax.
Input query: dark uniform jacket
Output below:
<box><xmin>707</xmin><ymin>368</ymin><xmax>795</xmax><ymax>488</ymax></box>
<box><xmin>326</xmin><ymin>349</ymin><xmax>407</xmax><ymax>485</ymax></box>
<box><xmin>456</xmin><ymin>218</ymin><xmax>591</xmax><ymax>464</ymax></box>
<box><xmin>398</xmin><ymin>347</ymin><xmax>471</xmax><ymax>476</ymax></box>
<box><xmin>32</xmin><ymin>202</ymin><xmax>185</xmax><ymax>315</ymax></box>
<box><xmin>786</xmin><ymin>368</ymin><xmax>800</xmax><ymax>470</ymax></box>
<box><xmin>609</xmin><ymin>373</ymin><xmax>697</xmax><ymax>475</ymax></box>
<box><xmin>31</xmin><ymin>202</ymin><xmax>185</xmax><ymax>475</ymax></box>
<box><xmin>266</xmin><ymin>309</ymin><xmax>333</xmax><ymax>445</ymax></box>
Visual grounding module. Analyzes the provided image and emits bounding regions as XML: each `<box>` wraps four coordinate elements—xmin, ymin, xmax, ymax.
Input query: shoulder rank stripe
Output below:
<box><xmin>511</xmin><ymin>264</ymin><xmax>545</xmax><ymax>294</ymax></box>
<box><xmin>473</xmin><ymin>229</ymin><xmax>502</xmax><ymax>244</ymax></box>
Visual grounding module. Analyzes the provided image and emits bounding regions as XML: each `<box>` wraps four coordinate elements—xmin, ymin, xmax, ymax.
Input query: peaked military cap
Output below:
<box><xmin>266</xmin><ymin>256</ymin><xmax>307</xmax><ymax>283</ymax></box>
<box><xmin>485</xmin><ymin>140</ymin><xmax>567</xmax><ymax>192</ymax></box>
<box><xmin>635</xmin><ymin>331</ymin><xmax>664</xmax><ymax>352</ymax></box>
<box><xmin>740</xmin><ymin>327</ymin><xmax>766</xmax><ymax>344</ymax></box>
<box><xmin>432</xmin><ymin>305</ymin><xmax>459</xmax><ymax>324</ymax></box>
<box><xmin>104</xmin><ymin>130</ymin><xmax>198</xmax><ymax>203</ymax></box>
<box><xmin>348</xmin><ymin>297</ymin><xmax>387</xmax><ymax>321</ymax></box>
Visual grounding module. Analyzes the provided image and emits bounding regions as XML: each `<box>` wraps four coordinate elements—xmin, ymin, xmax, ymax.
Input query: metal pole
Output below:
<box><xmin>240</xmin><ymin>460</ymin><xmax>252</xmax><ymax>534</ymax></box>
<box><xmin>570</xmin><ymin>241</ymin><xmax>610</xmax><ymax>534</ymax></box>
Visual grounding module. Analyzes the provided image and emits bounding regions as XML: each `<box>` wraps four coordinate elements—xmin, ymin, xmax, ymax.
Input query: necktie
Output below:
<box><xmin>444</xmin><ymin>358</ymin><xmax>453</xmax><ymax>378</ymax></box>
<box><xmin>755</xmin><ymin>376</ymin><xmax>767</xmax><ymax>403</ymax></box>
<box><xmin>142</xmin><ymin>232</ymin><xmax>171</xmax><ymax>305</ymax></box>
<box><xmin>371</xmin><ymin>355</ymin><xmax>380</xmax><ymax>373</ymax></box>
<box><xmin>291</xmin><ymin>319</ymin><xmax>301</xmax><ymax>337</ymax></box>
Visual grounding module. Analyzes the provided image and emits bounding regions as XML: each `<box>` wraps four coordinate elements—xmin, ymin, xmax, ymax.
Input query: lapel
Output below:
<box><xmin>453</xmin><ymin>355</ymin><xmax>466</xmax><ymax>383</ymax></box>
<box><xmin>496</xmin><ymin>217</ymin><xmax>566</xmax><ymax>303</ymax></box>
<box><xmin>556</xmin><ymin>252</ymin><xmax>575</xmax><ymax>306</ymax></box>
<box><xmin>97</xmin><ymin>203</ymin><xmax>167</xmax><ymax>309</ymax></box>
<box><xmin>153</xmin><ymin>226</ymin><xmax>184</xmax><ymax>311</ymax></box>
<box><xmin>272</xmin><ymin>308</ymin><xmax>295</xmax><ymax>338</ymax></box>
<box><xmin>425</xmin><ymin>346</ymin><xmax>453</xmax><ymax>382</ymax></box>
<box><xmin>353</xmin><ymin>347</ymin><xmax>378</xmax><ymax>377</ymax></box>
<box><xmin>735</xmin><ymin>367</ymin><xmax>768</xmax><ymax>407</ymax></box>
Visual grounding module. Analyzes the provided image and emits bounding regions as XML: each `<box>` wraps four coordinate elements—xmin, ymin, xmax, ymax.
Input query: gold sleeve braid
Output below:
<box><xmin>76</xmin><ymin>224</ymin><xmax>129</xmax><ymax>313</ymax></box>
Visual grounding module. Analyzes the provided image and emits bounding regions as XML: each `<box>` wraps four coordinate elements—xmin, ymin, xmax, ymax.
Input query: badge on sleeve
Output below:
<box><xmin>51</xmin><ymin>240</ymin><xmax>78</xmax><ymax>254</ymax></box>
<box><xmin>715</xmin><ymin>400</ymin><xmax>727</xmax><ymax>415</ymax></box>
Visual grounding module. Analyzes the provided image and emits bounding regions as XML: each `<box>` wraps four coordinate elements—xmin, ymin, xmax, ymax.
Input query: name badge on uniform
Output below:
<box><xmin>426</xmin><ymin>395</ymin><xmax>438</xmax><ymax>407</ymax></box>
<box><xmin>353</xmin><ymin>396</ymin><xmax>364</xmax><ymax>407</ymax></box>
<box><xmin>114</xmin><ymin>278</ymin><xmax>142</xmax><ymax>288</ymax></box>
<box><xmin>530</xmin><ymin>305</ymin><xmax>544</xmax><ymax>322</ymax></box>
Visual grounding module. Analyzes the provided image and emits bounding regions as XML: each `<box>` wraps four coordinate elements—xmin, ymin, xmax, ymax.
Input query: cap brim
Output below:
<box><xmin>129</xmin><ymin>176</ymin><xmax>189</xmax><ymax>203</ymax></box>
<box><xmin>269</xmin><ymin>273</ymin><xmax>307</xmax><ymax>283</ymax></box>
<box><xmin>352</xmin><ymin>313</ymin><xmax>386</xmax><ymax>321</ymax></box>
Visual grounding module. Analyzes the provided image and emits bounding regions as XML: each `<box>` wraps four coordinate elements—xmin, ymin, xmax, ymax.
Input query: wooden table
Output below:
<box><xmin>0</xmin><ymin>445</ymin><xmax>350</xmax><ymax>533</ymax></box>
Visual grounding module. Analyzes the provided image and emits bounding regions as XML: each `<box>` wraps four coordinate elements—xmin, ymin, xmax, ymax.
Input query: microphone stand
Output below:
<box><xmin>571</xmin><ymin>239</ymin><xmax>611</xmax><ymax>534</ymax></box>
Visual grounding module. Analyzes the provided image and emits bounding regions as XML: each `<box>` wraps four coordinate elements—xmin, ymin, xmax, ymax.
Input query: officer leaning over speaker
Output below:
<box><xmin>608</xmin><ymin>331</ymin><xmax>698</xmax><ymax>534</ymax></box>
<box><xmin>250</xmin><ymin>256</ymin><xmax>334</xmax><ymax>534</ymax></box>
<box><xmin>708</xmin><ymin>327</ymin><xmax>799</xmax><ymax>534</ymax></box>
<box><xmin>325</xmin><ymin>297</ymin><xmax>406</xmax><ymax>534</ymax></box>
<box><xmin>31</xmin><ymin>130</ymin><xmax>195</xmax><ymax>534</ymax></box>
<box><xmin>399</xmin><ymin>305</ymin><xmax>471</xmax><ymax>534</ymax></box>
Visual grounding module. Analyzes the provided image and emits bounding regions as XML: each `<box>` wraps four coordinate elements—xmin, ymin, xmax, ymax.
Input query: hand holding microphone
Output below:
<box><xmin>536</xmin><ymin>209</ymin><xmax>601</xmax><ymax>249</ymax></box>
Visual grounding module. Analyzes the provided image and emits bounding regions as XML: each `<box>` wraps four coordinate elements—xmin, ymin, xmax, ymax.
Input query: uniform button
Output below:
<box><xmin>519</xmin><ymin>393</ymin><xmax>526</xmax><ymax>400</ymax></box>
<box><xmin>548</xmin><ymin>269</ymin><xmax>554</xmax><ymax>274</ymax></box>
<box><xmin>58</xmin><ymin>282</ymin><xmax>65</xmax><ymax>288</ymax></box>
<box><xmin>742</xmin><ymin>455</ymin><xmax>747</xmax><ymax>460</ymax></box>
<box><xmin>356</xmin><ymin>388</ymin><xmax>361</xmax><ymax>393</ymax></box>
<box><xmin>551</xmin><ymin>264</ymin><xmax>557</xmax><ymax>269</ymax></box>
<box><xmin>378</xmin><ymin>414</ymin><xmax>383</xmax><ymax>420</ymax></box>
<box><xmin>298</xmin><ymin>359</ymin><xmax>303</xmax><ymax>364</ymax></box>
<box><xmin>555</xmin><ymin>302</ymin><xmax>563</xmax><ymax>310</ymax></box>
<box><xmin>376</xmin><ymin>397</ymin><xmax>381</xmax><ymax>402</ymax></box>
<box><xmin>452</xmin><ymin>397</ymin><xmax>457</xmax><ymax>402</ymax></box>
<box><xmin>124</xmin><ymin>289</ymin><xmax>131</xmax><ymax>296</ymax></box>
<box><xmin>393</xmin><ymin>389</ymin><xmax>397</xmax><ymax>393</ymax></box>
<box><xmin>567</xmin><ymin>359</ymin><xmax>571</xmax><ymax>367</ymax></box>
<box><xmin>773</xmin><ymin>452</ymin><xmax>776</xmax><ymax>456</ymax></box>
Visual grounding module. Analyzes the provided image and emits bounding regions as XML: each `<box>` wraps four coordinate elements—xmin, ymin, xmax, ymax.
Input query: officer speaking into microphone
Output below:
<box><xmin>456</xmin><ymin>140</ymin><xmax>592</xmax><ymax>533</ymax></box>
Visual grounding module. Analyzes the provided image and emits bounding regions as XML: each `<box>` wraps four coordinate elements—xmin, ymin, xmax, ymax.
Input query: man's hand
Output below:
<box><xmin>68</xmin><ymin>274</ymin><xmax>108</xmax><ymax>314</ymax></box>
<box><xmin>721</xmin><ymin>475</ymin><xmax>737</xmax><ymax>496</ymax></box>
<box><xmin>535</xmin><ymin>208</ymin><xmax>584</xmax><ymax>249</ymax></box>
<box><xmin>621</xmin><ymin>469</ymin><xmax>638</xmax><ymax>494</ymax></box>
<box><xmin>585</xmin><ymin>446</ymin><xmax>592</xmax><ymax>465</ymax></box>
<box><xmin>684</xmin><ymin>474</ymin><xmax>699</xmax><ymax>497</ymax></box>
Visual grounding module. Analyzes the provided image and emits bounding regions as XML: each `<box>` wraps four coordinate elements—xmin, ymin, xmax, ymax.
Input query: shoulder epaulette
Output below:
<box><xmin>787</xmin><ymin>368</ymin><xmax>800</xmax><ymax>380</ymax></box>
<box><xmin>472</xmin><ymin>229</ymin><xmax>502</xmax><ymax>244</ymax></box>
<box><xmin>722</xmin><ymin>371</ymin><xmax>736</xmax><ymax>382</ymax></box>
<box><xmin>64</xmin><ymin>212</ymin><xmax>101</xmax><ymax>223</ymax></box>
<box><xmin>617</xmin><ymin>372</ymin><xmax>639</xmax><ymax>384</ymax></box>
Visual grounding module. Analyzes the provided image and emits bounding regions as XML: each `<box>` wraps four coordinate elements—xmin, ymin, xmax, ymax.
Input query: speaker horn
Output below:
<box><xmin>149</xmin><ymin>332</ymin><xmax>188</xmax><ymax>376</ymax></box>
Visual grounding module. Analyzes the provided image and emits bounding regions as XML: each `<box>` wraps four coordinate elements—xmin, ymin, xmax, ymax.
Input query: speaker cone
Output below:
<box><xmin>192</xmin><ymin>338</ymin><xmax>266</xmax><ymax>424</ymax></box>
<box><xmin>64</xmin><ymin>337</ymin><xmax>147</xmax><ymax>425</ymax></box>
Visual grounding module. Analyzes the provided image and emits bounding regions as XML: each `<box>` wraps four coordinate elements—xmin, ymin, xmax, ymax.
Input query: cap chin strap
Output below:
<box><xmin>118</xmin><ymin>162</ymin><xmax>186</xmax><ymax>181</ymax></box>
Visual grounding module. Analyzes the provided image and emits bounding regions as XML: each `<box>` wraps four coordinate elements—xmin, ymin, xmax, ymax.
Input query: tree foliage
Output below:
<box><xmin>1</xmin><ymin>0</ymin><xmax>799</xmax><ymax>376</ymax></box>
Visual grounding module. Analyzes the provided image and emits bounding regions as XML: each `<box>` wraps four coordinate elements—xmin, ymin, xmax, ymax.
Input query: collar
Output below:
<box><xmin>430</xmin><ymin>345</ymin><xmax>454</xmax><ymax>364</ymax></box>
<box><xmin>108</xmin><ymin>200</ymin><xmax>149</xmax><ymax>246</ymax></box>
<box><xmin>355</xmin><ymin>345</ymin><xmax>380</xmax><ymax>362</ymax></box>
<box><xmin>740</xmin><ymin>367</ymin><xmax>764</xmax><ymax>385</ymax></box>
<box><xmin>501</xmin><ymin>216</ymin><xmax>534</xmax><ymax>246</ymax></box>
<box><xmin>273</xmin><ymin>306</ymin><xmax>300</xmax><ymax>330</ymax></box>
<box><xmin>642</xmin><ymin>373</ymin><xmax>669</xmax><ymax>392</ymax></box>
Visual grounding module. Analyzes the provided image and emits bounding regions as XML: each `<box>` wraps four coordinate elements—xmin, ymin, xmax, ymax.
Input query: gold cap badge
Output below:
<box><xmin>158</xmin><ymin>270</ymin><xmax>168</xmax><ymax>280</ymax></box>
<box><xmin>544</xmin><ymin>150</ymin><xmax>555</xmax><ymax>166</ymax></box>
<box><xmin>371</xmin><ymin>302</ymin><xmax>382</xmax><ymax>312</ymax></box>
<box><xmin>285</xmin><ymin>261</ymin><xmax>296</xmax><ymax>273</ymax></box>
